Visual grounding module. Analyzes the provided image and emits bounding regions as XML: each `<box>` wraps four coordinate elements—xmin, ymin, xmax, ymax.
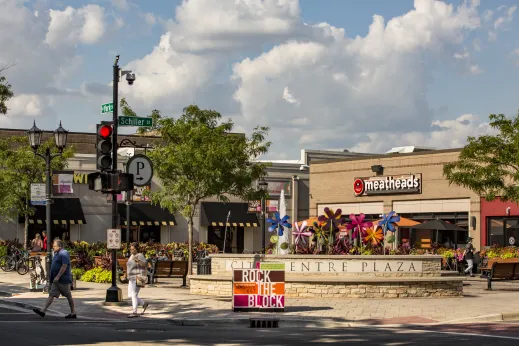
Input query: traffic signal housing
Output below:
<box><xmin>96</xmin><ymin>122</ymin><xmax>113</xmax><ymax>171</ymax></box>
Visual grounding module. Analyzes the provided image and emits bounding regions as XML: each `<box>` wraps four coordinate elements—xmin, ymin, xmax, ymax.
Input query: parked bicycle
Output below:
<box><xmin>0</xmin><ymin>245</ymin><xmax>31</xmax><ymax>274</ymax></box>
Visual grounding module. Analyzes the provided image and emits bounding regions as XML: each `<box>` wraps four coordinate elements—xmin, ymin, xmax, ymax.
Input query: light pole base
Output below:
<box><xmin>105</xmin><ymin>285</ymin><xmax>122</xmax><ymax>303</ymax></box>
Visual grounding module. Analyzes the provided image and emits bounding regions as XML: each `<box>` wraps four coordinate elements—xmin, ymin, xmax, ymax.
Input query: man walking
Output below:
<box><xmin>33</xmin><ymin>239</ymin><xmax>77</xmax><ymax>318</ymax></box>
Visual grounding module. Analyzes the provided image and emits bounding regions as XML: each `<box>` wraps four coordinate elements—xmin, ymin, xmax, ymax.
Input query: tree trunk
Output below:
<box><xmin>24</xmin><ymin>214</ymin><xmax>29</xmax><ymax>250</ymax></box>
<box><xmin>187</xmin><ymin>217</ymin><xmax>193</xmax><ymax>276</ymax></box>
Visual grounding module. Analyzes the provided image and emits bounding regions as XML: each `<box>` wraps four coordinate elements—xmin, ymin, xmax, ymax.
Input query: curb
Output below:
<box><xmin>167</xmin><ymin>316</ymin><xmax>352</xmax><ymax>328</ymax></box>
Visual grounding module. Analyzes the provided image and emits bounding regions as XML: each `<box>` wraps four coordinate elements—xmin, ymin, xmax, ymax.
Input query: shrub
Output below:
<box><xmin>81</xmin><ymin>267</ymin><xmax>112</xmax><ymax>283</ymax></box>
<box><xmin>71</xmin><ymin>268</ymin><xmax>85</xmax><ymax>280</ymax></box>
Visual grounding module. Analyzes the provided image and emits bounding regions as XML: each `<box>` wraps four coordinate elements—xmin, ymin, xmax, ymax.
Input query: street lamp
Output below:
<box><xmin>258</xmin><ymin>179</ymin><xmax>268</xmax><ymax>254</ymax></box>
<box><xmin>27</xmin><ymin>121</ymin><xmax>68</xmax><ymax>292</ymax></box>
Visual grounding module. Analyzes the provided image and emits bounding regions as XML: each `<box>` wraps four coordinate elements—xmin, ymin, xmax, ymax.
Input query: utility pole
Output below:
<box><xmin>106</xmin><ymin>56</ymin><xmax>122</xmax><ymax>303</ymax></box>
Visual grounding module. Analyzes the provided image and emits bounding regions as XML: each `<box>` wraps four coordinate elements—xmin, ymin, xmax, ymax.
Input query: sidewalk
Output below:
<box><xmin>1</xmin><ymin>270</ymin><xmax>518</xmax><ymax>326</ymax></box>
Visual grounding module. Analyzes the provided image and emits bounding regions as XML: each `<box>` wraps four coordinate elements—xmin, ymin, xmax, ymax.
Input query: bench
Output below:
<box><xmin>481</xmin><ymin>262</ymin><xmax>519</xmax><ymax>290</ymax></box>
<box><xmin>479</xmin><ymin>258</ymin><xmax>519</xmax><ymax>275</ymax></box>
<box><xmin>148</xmin><ymin>259</ymin><xmax>188</xmax><ymax>287</ymax></box>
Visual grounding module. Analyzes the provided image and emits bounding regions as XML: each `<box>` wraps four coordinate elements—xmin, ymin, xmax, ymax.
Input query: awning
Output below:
<box><xmin>19</xmin><ymin>198</ymin><xmax>86</xmax><ymax>225</ymax></box>
<box><xmin>201</xmin><ymin>202</ymin><xmax>259</xmax><ymax>227</ymax></box>
<box><xmin>117</xmin><ymin>203</ymin><xmax>176</xmax><ymax>226</ymax></box>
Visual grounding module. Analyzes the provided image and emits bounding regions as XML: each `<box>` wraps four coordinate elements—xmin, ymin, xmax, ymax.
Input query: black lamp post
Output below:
<box><xmin>258</xmin><ymin>179</ymin><xmax>268</xmax><ymax>254</ymax></box>
<box><xmin>27</xmin><ymin>121</ymin><xmax>68</xmax><ymax>292</ymax></box>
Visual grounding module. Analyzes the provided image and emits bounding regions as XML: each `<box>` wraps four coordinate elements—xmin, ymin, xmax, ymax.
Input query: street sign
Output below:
<box><xmin>107</xmin><ymin>229</ymin><xmax>121</xmax><ymax>249</ymax></box>
<box><xmin>31</xmin><ymin>183</ymin><xmax>46</xmax><ymax>205</ymax></box>
<box><xmin>126</xmin><ymin>154</ymin><xmax>153</xmax><ymax>187</ymax></box>
<box><xmin>118</xmin><ymin>116</ymin><xmax>153</xmax><ymax>127</ymax></box>
<box><xmin>101</xmin><ymin>103</ymin><xmax>114</xmax><ymax>114</ymax></box>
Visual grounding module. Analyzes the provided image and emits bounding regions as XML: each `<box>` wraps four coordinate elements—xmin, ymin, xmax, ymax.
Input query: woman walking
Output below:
<box><xmin>126</xmin><ymin>243</ymin><xmax>149</xmax><ymax>318</ymax></box>
<box><xmin>31</xmin><ymin>233</ymin><xmax>43</xmax><ymax>252</ymax></box>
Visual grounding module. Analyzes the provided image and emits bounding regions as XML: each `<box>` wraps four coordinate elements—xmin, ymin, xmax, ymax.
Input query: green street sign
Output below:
<box><xmin>101</xmin><ymin>103</ymin><xmax>114</xmax><ymax>114</ymax></box>
<box><xmin>118</xmin><ymin>116</ymin><xmax>153</xmax><ymax>127</ymax></box>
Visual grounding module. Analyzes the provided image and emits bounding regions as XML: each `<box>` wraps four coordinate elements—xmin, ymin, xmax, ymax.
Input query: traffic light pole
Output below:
<box><xmin>106</xmin><ymin>55</ymin><xmax>122</xmax><ymax>303</ymax></box>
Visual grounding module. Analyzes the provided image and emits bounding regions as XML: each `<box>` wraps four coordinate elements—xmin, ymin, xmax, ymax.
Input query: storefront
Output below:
<box><xmin>480</xmin><ymin>198</ymin><xmax>519</xmax><ymax>247</ymax></box>
<box><xmin>310</xmin><ymin>149</ymin><xmax>481</xmax><ymax>248</ymax></box>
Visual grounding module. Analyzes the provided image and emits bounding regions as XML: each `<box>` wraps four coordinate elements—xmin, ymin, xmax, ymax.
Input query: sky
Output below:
<box><xmin>1</xmin><ymin>0</ymin><xmax>519</xmax><ymax>160</ymax></box>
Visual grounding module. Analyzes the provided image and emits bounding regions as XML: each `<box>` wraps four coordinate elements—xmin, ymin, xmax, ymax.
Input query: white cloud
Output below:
<box><xmin>282</xmin><ymin>87</ymin><xmax>300</xmax><ymax>106</ymax></box>
<box><xmin>7</xmin><ymin>94</ymin><xmax>44</xmax><ymax>117</ymax></box>
<box><xmin>45</xmin><ymin>5</ymin><xmax>106</xmax><ymax>47</ymax></box>
<box><xmin>470</xmin><ymin>64</ymin><xmax>483</xmax><ymax>74</ymax></box>
<box><xmin>494</xmin><ymin>5</ymin><xmax>516</xmax><ymax>29</ymax></box>
<box><xmin>349</xmin><ymin>114</ymin><xmax>496</xmax><ymax>153</ymax></box>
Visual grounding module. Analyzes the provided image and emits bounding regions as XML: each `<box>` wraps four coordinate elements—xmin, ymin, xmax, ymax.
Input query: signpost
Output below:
<box><xmin>126</xmin><ymin>154</ymin><xmax>153</xmax><ymax>187</ymax></box>
<box><xmin>30</xmin><ymin>183</ymin><xmax>46</xmax><ymax>205</ymax></box>
<box><xmin>232</xmin><ymin>262</ymin><xmax>285</xmax><ymax>312</ymax></box>
<box><xmin>107</xmin><ymin>229</ymin><xmax>121</xmax><ymax>249</ymax></box>
<box><xmin>118</xmin><ymin>116</ymin><xmax>153</xmax><ymax>127</ymax></box>
<box><xmin>101</xmin><ymin>103</ymin><xmax>114</xmax><ymax>114</ymax></box>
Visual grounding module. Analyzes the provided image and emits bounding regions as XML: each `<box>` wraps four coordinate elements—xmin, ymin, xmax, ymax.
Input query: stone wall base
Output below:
<box><xmin>190</xmin><ymin>278</ymin><xmax>463</xmax><ymax>298</ymax></box>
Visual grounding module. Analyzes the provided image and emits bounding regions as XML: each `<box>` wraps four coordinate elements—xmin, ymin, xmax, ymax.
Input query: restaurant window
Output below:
<box><xmin>487</xmin><ymin>217</ymin><xmax>519</xmax><ymax>246</ymax></box>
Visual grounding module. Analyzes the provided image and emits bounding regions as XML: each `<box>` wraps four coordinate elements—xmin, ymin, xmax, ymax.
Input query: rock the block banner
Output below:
<box><xmin>232</xmin><ymin>262</ymin><xmax>285</xmax><ymax>312</ymax></box>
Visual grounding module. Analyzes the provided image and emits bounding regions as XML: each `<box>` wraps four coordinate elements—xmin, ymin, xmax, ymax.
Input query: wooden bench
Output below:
<box><xmin>481</xmin><ymin>261</ymin><xmax>519</xmax><ymax>290</ymax></box>
<box><xmin>479</xmin><ymin>258</ymin><xmax>519</xmax><ymax>275</ymax></box>
<box><xmin>148</xmin><ymin>259</ymin><xmax>188</xmax><ymax>287</ymax></box>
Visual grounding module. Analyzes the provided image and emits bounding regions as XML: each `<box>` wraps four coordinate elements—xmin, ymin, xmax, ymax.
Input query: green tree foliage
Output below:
<box><xmin>0</xmin><ymin>136</ymin><xmax>74</xmax><ymax>248</ymax></box>
<box><xmin>120</xmin><ymin>98</ymin><xmax>162</xmax><ymax>135</ymax></box>
<box><xmin>146</xmin><ymin>105</ymin><xmax>271</xmax><ymax>273</ymax></box>
<box><xmin>443</xmin><ymin>113</ymin><xmax>519</xmax><ymax>202</ymax></box>
<box><xmin>0</xmin><ymin>70</ymin><xmax>14</xmax><ymax>114</ymax></box>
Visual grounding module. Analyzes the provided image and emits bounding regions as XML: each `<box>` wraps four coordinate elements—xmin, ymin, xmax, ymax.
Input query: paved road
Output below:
<box><xmin>1</xmin><ymin>304</ymin><xmax>518</xmax><ymax>345</ymax></box>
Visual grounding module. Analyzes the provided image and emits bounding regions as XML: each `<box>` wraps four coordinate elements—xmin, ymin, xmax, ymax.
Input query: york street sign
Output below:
<box><xmin>101</xmin><ymin>103</ymin><xmax>114</xmax><ymax>114</ymax></box>
<box><xmin>118</xmin><ymin>116</ymin><xmax>153</xmax><ymax>127</ymax></box>
<box><xmin>127</xmin><ymin>154</ymin><xmax>153</xmax><ymax>187</ymax></box>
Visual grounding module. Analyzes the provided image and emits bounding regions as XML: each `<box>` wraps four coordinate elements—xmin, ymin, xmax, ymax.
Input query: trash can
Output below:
<box><xmin>196</xmin><ymin>251</ymin><xmax>211</xmax><ymax>275</ymax></box>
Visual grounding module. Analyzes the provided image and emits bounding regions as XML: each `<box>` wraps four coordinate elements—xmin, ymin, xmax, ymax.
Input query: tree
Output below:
<box><xmin>146</xmin><ymin>105</ymin><xmax>271</xmax><ymax>274</ymax></box>
<box><xmin>0</xmin><ymin>64</ymin><xmax>14</xmax><ymax>115</ymax></box>
<box><xmin>120</xmin><ymin>98</ymin><xmax>162</xmax><ymax>135</ymax></box>
<box><xmin>0</xmin><ymin>136</ymin><xmax>74</xmax><ymax>248</ymax></box>
<box><xmin>443</xmin><ymin>113</ymin><xmax>519</xmax><ymax>202</ymax></box>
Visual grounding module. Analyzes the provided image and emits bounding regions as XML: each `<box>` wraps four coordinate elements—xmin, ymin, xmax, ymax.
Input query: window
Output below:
<box><xmin>487</xmin><ymin>217</ymin><xmax>519</xmax><ymax>246</ymax></box>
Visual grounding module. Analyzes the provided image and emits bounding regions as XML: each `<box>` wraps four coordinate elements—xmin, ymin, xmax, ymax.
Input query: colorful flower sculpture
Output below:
<box><xmin>379</xmin><ymin>211</ymin><xmax>400</xmax><ymax>235</ymax></box>
<box><xmin>318</xmin><ymin>207</ymin><xmax>345</xmax><ymax>251</ymax></box>
<box><xmin>267</xmin><ymin>212</ymin><xmax>292</xmax><ymax>237</ymax></box>
<box><xmin>293</xmin><ymin>221</ymin><xmax>313</xmax><ymax>247</ymax></box>
<box><xmin>364</xmin><ymin>227</ymin><xmax>384</xmax><ymax>246</ymax></box>
<box><xmin>311</xmin><ymin>221</ymin><xmax>328</xmax><ymax>250</ymax></box>
<box><xmin>346</xmin><ymin>213</ymin><xmax>373</xmax><ymax>245</ymax></box>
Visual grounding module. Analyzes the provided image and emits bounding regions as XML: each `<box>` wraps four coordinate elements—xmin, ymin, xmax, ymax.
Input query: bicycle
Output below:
<box><xmin>0</xmin><ymin>246</ymin><xmax>30</xmax><ymax>273</ymax></box>
<box><xmin>16</xmin><ymin>251</ymin><xmax>34</xmax><ymax>275</ymax></box>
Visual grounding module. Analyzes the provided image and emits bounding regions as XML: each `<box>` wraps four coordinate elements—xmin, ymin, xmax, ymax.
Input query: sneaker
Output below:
<box><xmin>142</xmin><ymin>302</ymin><xmax>149</xmax><ymax>315</ymax></box>
<box><xmin>33</xmin><ymin>308</ymin><xmax>45</xmax><ymax>318</ymax></box>
<box><xmin>128</xmin><ymin>313</ymin><xmax>139</xmax><ymax>318</ymax></box>
<box><xmin>65</xmin><ymin>314</ymin><xmax>77</xmax><ymax>319</ymax></box>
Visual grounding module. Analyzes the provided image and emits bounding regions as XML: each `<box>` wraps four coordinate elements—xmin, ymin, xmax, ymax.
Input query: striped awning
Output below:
<box><xmin>19</xmin><ymin>198</ymin><xmax>86</xmax><ymax>225</ymax></box>
<box><xmin>117</xmin><ymin>203</ymin><xmax>176</xmax><ymax>226</ymax></box>
<box><xmin>201</xmin><ymin>202</ymin><xmax>259</xmax><ymax>227</ymax></box>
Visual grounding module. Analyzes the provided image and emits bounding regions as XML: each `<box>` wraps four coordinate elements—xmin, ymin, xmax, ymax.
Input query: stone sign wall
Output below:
<box><xmin>210</xmin><ymin>254</ymin><xmax>441</xmax><ymax>277</ymax></box>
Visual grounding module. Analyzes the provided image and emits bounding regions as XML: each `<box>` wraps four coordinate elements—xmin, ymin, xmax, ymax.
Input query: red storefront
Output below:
<box><xmin>480</xmin><ymin>198</ymin><xmax>519</xmax><ymax>247</ymax></box>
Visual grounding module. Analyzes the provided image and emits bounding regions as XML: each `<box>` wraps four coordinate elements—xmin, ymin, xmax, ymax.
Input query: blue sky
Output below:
<box><xmin>1</xmin><ymin>0</ymin><xmax>519</xmax><ymax>157</ymax></box>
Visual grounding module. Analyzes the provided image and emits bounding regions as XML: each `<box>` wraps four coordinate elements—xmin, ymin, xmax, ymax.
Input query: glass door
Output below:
<box><xmin>488</xmin><ymin>218</ymin><xmax>505</xmax><ymax>246</ymax></box>
<box><xmin>505</xmin><ymin>219</ymin><xmax>519</xmax><ymax>246</ymax></box>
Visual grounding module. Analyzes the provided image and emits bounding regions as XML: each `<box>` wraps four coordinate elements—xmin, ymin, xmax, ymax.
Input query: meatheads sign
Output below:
<box><xmin>354</xmin><ymin>174</ymin><xmax>421</xmax><ymax>196</ymax></box>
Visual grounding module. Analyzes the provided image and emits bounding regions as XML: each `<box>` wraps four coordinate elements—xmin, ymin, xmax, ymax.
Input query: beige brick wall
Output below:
<box><xmin>309</xmin><ymin>150</ymin><xmax>482</xmax><ymax>247</ymax></box>
<box><xmin>189</xmin><ymin>277</ymin><xmax>463</xmax><ymax>298</ymax></box>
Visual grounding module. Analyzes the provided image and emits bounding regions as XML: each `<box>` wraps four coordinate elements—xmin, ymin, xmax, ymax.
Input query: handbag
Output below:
<box><xmin>136</xmin><ymin>275</ymin><xmax>147</xmax><ymax>288</ymax></box>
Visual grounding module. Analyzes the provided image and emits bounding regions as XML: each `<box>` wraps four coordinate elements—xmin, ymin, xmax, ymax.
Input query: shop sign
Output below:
<box><xmin>233</xmin><ymin>262</ymin><xmax>285</xmax><ymax>312</ymax></box>
<box><xmin>354</xmin><ymin>174</ymin><xmax>422</xmax><ymax>196</ymax></box>
<box><xmin>266</xmin><ymin>180</ymin><xmax>291</xmax><ymax>197</ymax></box>
<box><xmin>30</xmin><ymin>183</ymin><xmax>46</xmax><ymax>206</ymax></box>
<box><xmin>52</xmin><ymin>171</ymin><xmax>74</xmax><ymax>195</ymax></box>
<box><xmin>247</xmin><ymin>200</ymin><xmax>279</xmax><ymax>213</ymax></box>
<box><xmin>510</xmin><ymin>237</ymin><xmax>516</xmax><ymax>246</ymax></box>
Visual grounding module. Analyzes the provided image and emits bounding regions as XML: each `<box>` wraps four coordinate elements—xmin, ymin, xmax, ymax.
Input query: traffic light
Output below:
<box><xmin>96</xmin><ymin>122</ymin><xmax>113</xmax><ymax>171</ymax></box>
<box><xmin>87</xmin><ymin>172</ymin><xmax>134</xmax><ymax>193</ymax></box>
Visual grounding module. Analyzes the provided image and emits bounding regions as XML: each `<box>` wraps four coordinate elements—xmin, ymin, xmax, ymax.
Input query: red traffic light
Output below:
<box><xmin>98</xmin><ymin>125</ymin><xmax>112</xmax><ymax>139</ymax></box>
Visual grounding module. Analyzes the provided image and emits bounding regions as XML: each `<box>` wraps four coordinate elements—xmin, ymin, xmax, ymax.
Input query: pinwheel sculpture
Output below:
<box><xmin>346</xmin><ymin>213</ymin><xmax>373</xmax><ymax>247</ymax></box>
<box><xmin>311</xmin><ymin>221</ymin><xmax>328</xmax><ymax>252</ymax></box>
<box><xmin>364</xmin><ymin>227</ymin><xmax>384</xmax><ymax>246</ymax></box>
<box><xmin>293</xmin><ymin>221</ymin><xmax>313</xmax><ymax>253</ymax></box>
<box><xmin>318</xmin><ymin>207</ymin><xmax>344</xmax><ymax>252</ymax></box>
<box><xmin>267</xmin><ymin>212</ymin><xmax>292</xmax><ymax>254</ymax></box>
<box><xmin>378</xmin><ymin>211</ymin><xmax>400</xmax><ymax>254</ymax></box>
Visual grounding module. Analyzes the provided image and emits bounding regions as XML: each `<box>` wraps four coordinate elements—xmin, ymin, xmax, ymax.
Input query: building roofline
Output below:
<box><xmin>0</xmin><ymin>127</ymin><xmax>162</xmax><ymax>139</ymax></box>
<box><xmin>311</xmin><ymin>147</ymin><xmax>463</xmax><ymax>165</ymax></box>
